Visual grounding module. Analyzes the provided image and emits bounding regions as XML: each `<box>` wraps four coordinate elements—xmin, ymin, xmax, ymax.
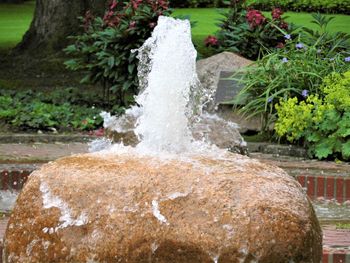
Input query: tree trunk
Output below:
<box><xmin>15</xmin><ymin>0</ymin><xmax>108</xmax><ymax>54</ymax></box>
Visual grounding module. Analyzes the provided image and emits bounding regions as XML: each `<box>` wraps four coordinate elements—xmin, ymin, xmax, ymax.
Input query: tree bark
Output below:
<box><xmin>15</xmin><ymin>0</ymin><xmax>108</xmax><ymax>54</ymax></box>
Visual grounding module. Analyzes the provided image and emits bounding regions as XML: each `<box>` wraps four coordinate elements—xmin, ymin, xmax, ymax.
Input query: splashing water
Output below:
<box><xmin>99</xmin><ymin>16</ymin><xmax>230</xmax><ymax>156</ymax></box>
<box><xmin>134</xmin><ymin>16</ymin><xmax>199</xmax><ymax>153</ymax></box>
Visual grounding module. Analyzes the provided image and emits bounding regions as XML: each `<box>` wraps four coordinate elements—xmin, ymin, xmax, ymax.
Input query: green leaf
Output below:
<box><xmin>341</xmin><ymin>140</ymin><xmax>350</xmax><ymax>159</ymax></box>
<box><xmin>306</xmin><ymin>131</ymin><xmax>321</xmax><ymax>143</ymax></box>
<box><xmin>63</xmin><ymin>44</ymin><xmax>77</xmax><ymax>53</ymax></box>
<box><xmin>108</xmin><ymin>56</ymin><xmax>115</xmax><ymax>68</ymax></box>
<box><xmin>80</xmin><ymin>75</ymin><xmax>90</xmax><ymax>84</ymax></box>
<box><xmin>315</xmin><ymin>139</ymin><xmax>333</xmax><ymax>159</ymax></box>
<box><xmin>128</xmin><ymin>64</ymin><xmax>135</xmax><ymax>74</ymax></box>
<box><xmin>64</xmin><ymin>59</ymin><xmax>79</xmax><ymax>70</ymax></box>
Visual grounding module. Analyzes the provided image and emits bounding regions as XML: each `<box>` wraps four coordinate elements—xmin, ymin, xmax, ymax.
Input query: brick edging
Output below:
<box><xmin>297</xmin><ymin>175</ymin><xmax>350</xmax><ymax>203</ymax></box>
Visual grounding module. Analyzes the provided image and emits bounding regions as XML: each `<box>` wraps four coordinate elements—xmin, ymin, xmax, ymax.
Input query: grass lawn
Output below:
<box><xmin>173</xmin><ymin>8</ymin><xmax>350</xmax><ymax>51</ymax></box>
<box><xmin>0</xmin><ymin>2</ymin><xmax>349</xmax><ymax>53</ymax></box>
<box><xmin>0</xmin><ymin>1</ymin><xmax>35</xmax><ymax>50</ymax></box>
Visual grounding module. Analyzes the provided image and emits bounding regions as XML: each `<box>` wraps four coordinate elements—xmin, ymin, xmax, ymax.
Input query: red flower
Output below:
<box><xmin>204</xmin><ymin>35</ymin><xmax>219</xmax><ymax>47</ymax></box>
<box><xmin>157</xmin><ymin>0</ymin><xmax>168</xmax><ymax>10</ymax></box>
<box><xmin>246</xmin><ymin>10</ymin><xmax>266</xmax><ymax>28</ymax></box>
<box><xmin>132</xmin><ymin>0</ymin><xmax>143</xmax><ymax>9</ymax></box>
<box><xmin>276</xmin><ymin>42</ymin><xmax>285</xmax><ymax>49</ymax></box>
<box><xmin>129</xmin><ymin>21</ymin><xmax>136</xmax><ymax>29</ymax></box>
<box><xmin>83</xmin><ymin>10</ymin><xmax>94</xmax><ymax>31</ymax></box>
<box><xmin>271</xmin><ymin>8</ymin><xmax>283</xmax><ymax>20</ymax></box>
<box><xmin>110</xmin><ymin>0</ymin><xmax>118</xmax><ymax>10</ymax></box>
<box><xmin>279</xmin><ymin>21</ymin><xmax>289</xmax><ymax>30</ymax></box>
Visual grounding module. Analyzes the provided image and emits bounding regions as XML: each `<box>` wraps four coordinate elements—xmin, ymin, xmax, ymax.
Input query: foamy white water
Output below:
<box><xmin>97</xmin><ymin>16</ymin><xmax>237</xmax><ymax>157</ymax></box>
<box><xmin>134</xmin><ymin>16</ymin><xmax>198</xmax><ymax>153</ymax></box>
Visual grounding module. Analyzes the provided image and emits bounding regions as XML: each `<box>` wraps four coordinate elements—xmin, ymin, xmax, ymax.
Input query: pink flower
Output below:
<box><xmin>129</xmin><ymin>21</ymin><xmax>136</xmax><ymax>29</ymax></box>
<box><xmin>110</xmin><ymin>0</ymin><xmax>118</xmax><ymax>9</ymax></box>
<box><xmin>149</xmin><ymin>22</ymin><xmax>156</xmax><ymax>28</ymax></box>
<box><xmin>246</xmin><ymin>10</ymin><xmax>266</xmax><ymax>28</ymax></box>
<box><xmin>276</xmin><ymin>42</ymin><xmax>285</xmax><ymax>49</ymax></box>
<box><xmin>132</xmin><ymin>0</ymin><xmax>142</xmax><ymax>9</ymax></box>
<box><xmin>279</xmin><ymin>21</ymin><xmax>288</xmax><ymax>30</ymax></box>
<box><xmin>83</xmin><ymin>10</ymin><xmax>94</xmax><ymax>31</ymax></box>
<box><xmin>204</xmin><ymin>35</ymin><xmax>219</xmax><ymax>47</ymax></box>
<box><xmin>271</xmin><ymin>8</ymin><xmax>283</xmax><ymax>20</ymax></box>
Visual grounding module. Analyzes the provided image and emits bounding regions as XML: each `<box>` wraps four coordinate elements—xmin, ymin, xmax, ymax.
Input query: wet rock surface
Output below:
<box><xmin>4</xmin><ymin>152</ymin><xmax>322</xmax><ymax>262</ymax></box>
<box><xmin>105</xmin><ymin>112</ymin><xmax>247</xmax><ymax>154</ymax></box>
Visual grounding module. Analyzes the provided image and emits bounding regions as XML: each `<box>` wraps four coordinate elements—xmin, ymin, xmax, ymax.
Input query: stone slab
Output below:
<box><xmin>214</xmin><ymin>71</ymin><xmax>245</xmax><ymax>104</ymax></box>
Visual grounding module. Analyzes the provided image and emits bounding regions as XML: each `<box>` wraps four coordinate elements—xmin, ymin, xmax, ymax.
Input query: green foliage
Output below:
<box><xmin>247</xmin><ymin>0</ymin><xmax>350</xmax><ymax>14</ymax></box>
<box><xmin>0</xmin><ymin>89</ymin><xmax>105</xmax><ymax>131</ymax></box>
<box><xmin>233</xmin><ymin>14</ymin><xmax>350</xmax><ymax>130</ymax></box>
<box><xmin>169</xmin><ymin>0</ymin><xmax>223</xmax><ymax>8</ymax></box>
<box><xmin>170</xmin><ymin>0</ymin><xmax>350</xmax><ymax>13</ymax></box>
<box><xmin>275</xmin><ymin>71</ymin><xmax>350</xmax><ymax>160</ymax></box>
<box><xmin>64</xmin><ymin>1</ymin><xmax>171</xmax><ymax>107</ymax></box>
<box><xmin>214</xmin><ymin>2</ymin><xmax>291</xmax><ymax>59</ymax></box>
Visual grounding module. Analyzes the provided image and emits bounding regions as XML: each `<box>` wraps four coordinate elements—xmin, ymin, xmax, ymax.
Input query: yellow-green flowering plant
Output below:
<box><xmin>275</xmin><ymin>71</ymin><xmax>350</xmax><ymax>160</ymax></box>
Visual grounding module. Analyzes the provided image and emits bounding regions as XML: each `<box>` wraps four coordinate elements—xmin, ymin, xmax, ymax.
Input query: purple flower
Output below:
<box><xmin>302</xmin><ymin>90</ymin><xmax>308</xmax><ymax>98</ymax></box>
<box><xmin>329</xmin><ymin>57</ymin><xmax>335</xmax><ymax>61</ymax></box>
<box><xmin>268</xmin><ymin>97</ymin><xmax>273</xmax><ymax>103</ymax></box>
<box><xmin>282</xmin><ymin>57</ymin><xmax>288</xmax><ymax>63</ymax></box>
<box><xmin>296</xmin><ymin>43</ymin><xmax>304</xmax><ymax>49</ymax></box>
<box><xmin>284</xmin><ymin>34</ymin><xmax>291</xmax><ymax>40</ymax></box>
<box><xmin>345</xmin><ymin>56</ymin><xmax>350</xmax><ymax>62</ymax></box>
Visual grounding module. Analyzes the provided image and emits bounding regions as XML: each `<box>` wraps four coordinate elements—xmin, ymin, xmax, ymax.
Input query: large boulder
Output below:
<box><xmin>4</xmin><ymin>152</ymin><xmax>322</xmax><ymax>262</ymax></box>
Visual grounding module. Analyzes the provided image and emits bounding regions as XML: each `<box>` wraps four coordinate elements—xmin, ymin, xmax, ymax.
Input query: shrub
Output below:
<box><xmin>232</xmin><ymin>14</ymin><xmax>350</xmax><ymax>130</ymax></box>
<box><xmin>64</xmin><ymin>0</ymin><xmax>171</xmax><ymax>107</ymax></box>
<box><xmin>275</xmin><ymin>71</ymin><xmax>350</xmax><ymax>160</ymax></box>
<box><xmin>169</xmin><ymin>0</ymin><xmax>223</xmax><ymax>8</ymax></box>
<box><xmin>211</xmin><ymin>1</ymin><xmax>291</xmax><ymax>59</ymax></box>
<box><xmin>0</xmin><ymin>89</ymin><xmax>104</xmax><ymax>131</ymax></box>
<box><xmin>247</xmin><ymin>0</ymin><xmax>350</xmax><ymax>14</ymax></box>
<box><xmin>169</xmin><ymin>0</ymin><xmax>350</xmax><ymax>13</ymax></box>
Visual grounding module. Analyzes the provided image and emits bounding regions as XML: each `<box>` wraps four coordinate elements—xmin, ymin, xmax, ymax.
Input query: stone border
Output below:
<box><xmin>0</xmin><ymin>134</ymin><xmax>98</xmax><ymax>144</ymax></box>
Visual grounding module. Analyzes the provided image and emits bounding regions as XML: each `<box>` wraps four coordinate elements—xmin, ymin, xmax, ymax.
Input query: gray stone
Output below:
<box><xmin>196</xmin><ymin>52</ymin><xmax>252</xmax><ymax>111</ymax></box>
<box><xmin>191</xmin><ymin>113</ymin><xmax>247</xmax><ymax>154</ymax></box>
<box><xmin>105</xmin><ymin>112</ymin><xmax>248</xmax><ymax>154</ymax></box>
<box><xmin>214</xmin><ymin>71</ymin><xmax>245</xmax><ymax>105</ymax></box>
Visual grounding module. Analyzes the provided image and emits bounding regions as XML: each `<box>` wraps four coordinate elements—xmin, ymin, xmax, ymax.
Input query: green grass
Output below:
<box><xmin>0</xmin><ymin>1</ymin><xmax>35</xmax><ymax>50</ymax></box>
<box><xmin>173</xmin><ymin>8</ymin><xmax>350</xmax><ymax>47</ymax></box>
<box><xmin>0</xmin><ymin>3</ymin><xmax>350</xmax><ymax>52</ymax></box>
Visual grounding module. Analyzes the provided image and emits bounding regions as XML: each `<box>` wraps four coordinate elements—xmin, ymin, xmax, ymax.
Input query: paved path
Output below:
<box><xmin>0</xmin><ymin>143</ymin><xmax>88</xmax><ymax>163</ymax></box>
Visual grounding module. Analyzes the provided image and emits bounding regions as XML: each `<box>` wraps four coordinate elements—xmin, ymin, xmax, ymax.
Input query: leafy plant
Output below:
<box><xmin>232</xmin><ymin>13</ymin><xmax>350</xmax><ymax>130</ymax></box>
<box><xmin>0</xmin><ymin>89</ymin><xmax>105</xmax><ymax>131</ymax></box>
<box><xmin>275</xmin><ymin>71</ymin><xmax>350</xmax><ymax>160</ymax></box>
<box><xmin>210</xmin><ymin>1</ymin><xmax>292</xmax><ymax>59</ymax></box>
<box><xmin>247</xmin><ymin>0</ymin><xmax>350</xmax><ymax>14</ymax></box>
<box><xmin>64</xmin><ymin>0</ymin><xmax>171</xmax><ymax>107</ymax></box>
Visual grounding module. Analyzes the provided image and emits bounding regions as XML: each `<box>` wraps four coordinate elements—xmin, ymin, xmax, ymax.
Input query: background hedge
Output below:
<box><xmin>169</xmin><ymin>0</ymin><xmax>350</xmax><ymax>14</ymax></box>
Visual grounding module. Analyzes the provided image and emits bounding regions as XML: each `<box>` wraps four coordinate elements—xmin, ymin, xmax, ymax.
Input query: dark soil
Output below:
<box><xmin>0</xmin><ymin>49</ymin><xmax>100</xmax><ymax>93</ymax></box>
